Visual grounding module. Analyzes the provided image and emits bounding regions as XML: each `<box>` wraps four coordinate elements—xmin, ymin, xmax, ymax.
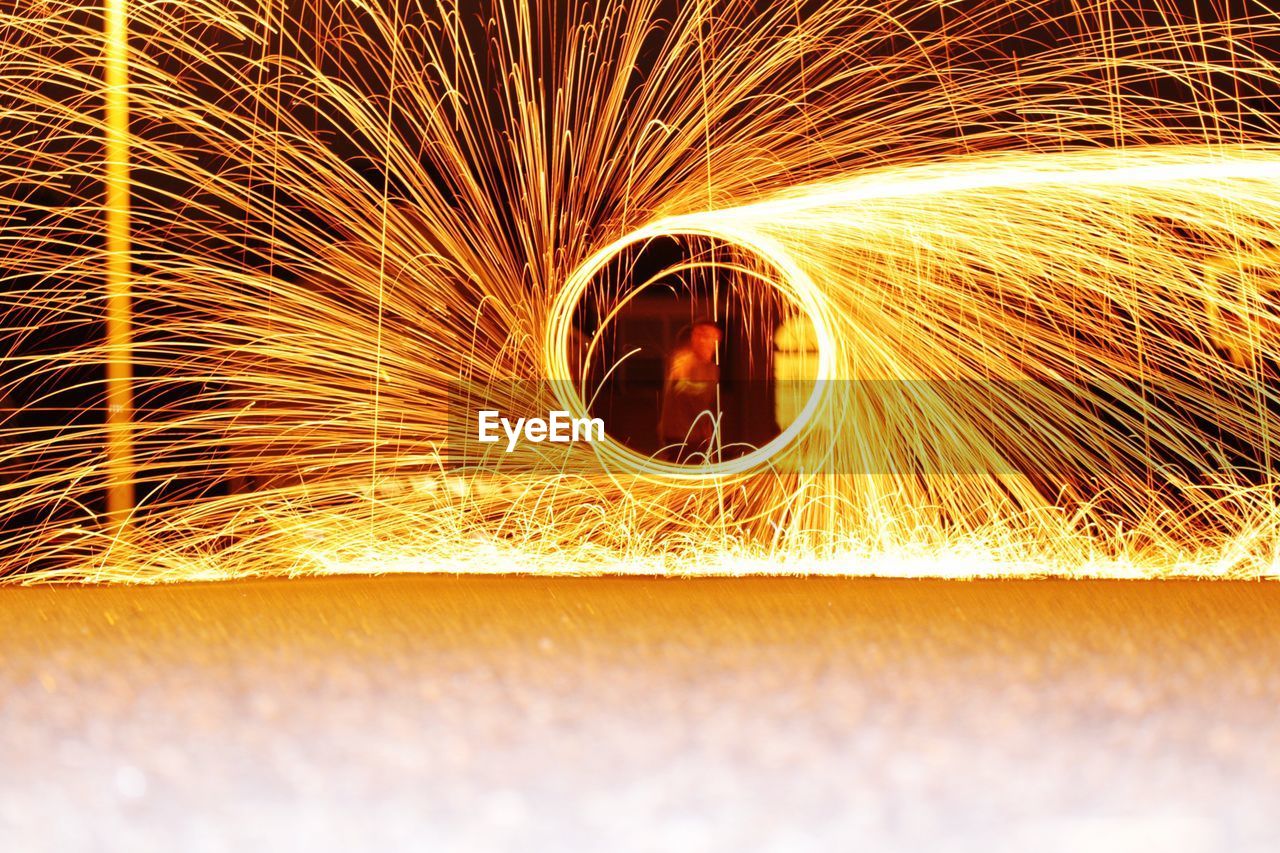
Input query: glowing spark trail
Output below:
<box><xmin>102</xmin><ymin>0</ymin><xmax>135</xmax><ymax>534</ymax></box>
<box><xmin>4</xmin><ymin>0</ymin><xmax>1280</xmax><ymax>581</ymax></box>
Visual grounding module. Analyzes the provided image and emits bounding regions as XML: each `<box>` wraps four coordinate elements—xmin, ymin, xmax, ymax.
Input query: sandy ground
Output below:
<box><xmin>1</xmin><ymin>575</ymin><xmax>1278</xmax><ymax>852</ymax></box>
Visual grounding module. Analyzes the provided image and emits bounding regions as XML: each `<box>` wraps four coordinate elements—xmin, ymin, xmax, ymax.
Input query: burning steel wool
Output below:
<box><xmin>4</xmin><ymin>0</ymin><xmax>1280</xmax><ymax>580</ymax></box>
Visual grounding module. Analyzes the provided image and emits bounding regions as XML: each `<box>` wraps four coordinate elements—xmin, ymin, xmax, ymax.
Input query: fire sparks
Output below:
<box><xmin>4</xmin><ymin>1</ymin><xmax>1280</xmax><ymax>580</ymax></box>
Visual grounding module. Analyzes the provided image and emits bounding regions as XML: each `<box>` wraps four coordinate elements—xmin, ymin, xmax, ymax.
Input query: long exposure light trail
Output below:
<box><xmin>102</xmin><ymin>0</ymin><xmax>135</xmax><ymax>534</ymax></box>
<box><xmin>4</xmin><ymin>0</ymin><xmax>1280</xmax><ymax>581</ymax></box>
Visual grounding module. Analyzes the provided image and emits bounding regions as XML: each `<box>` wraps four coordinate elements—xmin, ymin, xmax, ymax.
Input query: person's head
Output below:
<box><xmin>690</xmin><ymin>321</ymin><xmax>722</xmax><ymax>361</ymax></box>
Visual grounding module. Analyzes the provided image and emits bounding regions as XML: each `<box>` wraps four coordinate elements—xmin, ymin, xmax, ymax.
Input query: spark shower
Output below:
<box><xmin>5</xmin><ymin>0</ymin><xmax>1280</xmax><ymax>580</ymax></box>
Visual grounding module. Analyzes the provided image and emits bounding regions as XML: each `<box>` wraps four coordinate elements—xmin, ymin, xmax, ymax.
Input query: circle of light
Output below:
<box><xmin>547</xmin><ymin>217</ymin><xmax>838</xmax><ymax>484</ymax></box>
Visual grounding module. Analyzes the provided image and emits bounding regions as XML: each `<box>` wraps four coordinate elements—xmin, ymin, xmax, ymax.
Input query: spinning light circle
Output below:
<box><xmin>547</xmin><ymin>218</ymin><xmax>839</xmax><ymax>484</ymax></box>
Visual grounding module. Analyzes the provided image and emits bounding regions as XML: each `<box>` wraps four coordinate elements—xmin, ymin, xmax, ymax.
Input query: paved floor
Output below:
<box><xmin>1</xmin><ymin>575</ymin><xmax>1278</xmax><ymax>852</ymax></box>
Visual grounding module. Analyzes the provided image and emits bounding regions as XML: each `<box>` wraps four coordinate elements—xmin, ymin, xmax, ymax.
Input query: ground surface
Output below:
<box><xmin>1</xmin><ymin>575</ymin><xmax>1278</xmax><ymax>852</ymax></box>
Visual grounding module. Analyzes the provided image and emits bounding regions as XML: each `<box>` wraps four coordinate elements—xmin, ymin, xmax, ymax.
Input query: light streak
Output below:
<box><xmin>2</xmin><ymin>0</ymin><xmax>1280</xmax><ymax>580</ymax></box>
<box><xmin>102</xmin><ymin>0</ymin><xmax>134</xmax><ymax>534</ymax></box>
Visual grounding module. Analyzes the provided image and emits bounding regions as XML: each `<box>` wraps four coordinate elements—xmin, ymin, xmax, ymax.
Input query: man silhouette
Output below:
<box><xmin>658</xmin><ymin>321</ymin><xmax>721</xmax><ymax>462</ymax></box>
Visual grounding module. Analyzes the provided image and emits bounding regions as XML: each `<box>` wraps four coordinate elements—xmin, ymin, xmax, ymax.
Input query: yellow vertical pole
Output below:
<box><xmin>103</xmin><ymin>0</ymin><xmax>135</xmax><ymax>532</ymax></box>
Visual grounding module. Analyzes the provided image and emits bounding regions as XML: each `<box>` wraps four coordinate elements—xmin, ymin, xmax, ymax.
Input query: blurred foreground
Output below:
<box><xmin>1</xmin><ymin>576</ymin><xmax>1278</xmax><ymax>851</ymax></box>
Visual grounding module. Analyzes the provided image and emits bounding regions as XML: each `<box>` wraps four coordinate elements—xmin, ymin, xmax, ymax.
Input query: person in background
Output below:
<box><xmin>658</xmin><ymin>321</ymin><xmax>722</xmax><ymax>462</ymax></box>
